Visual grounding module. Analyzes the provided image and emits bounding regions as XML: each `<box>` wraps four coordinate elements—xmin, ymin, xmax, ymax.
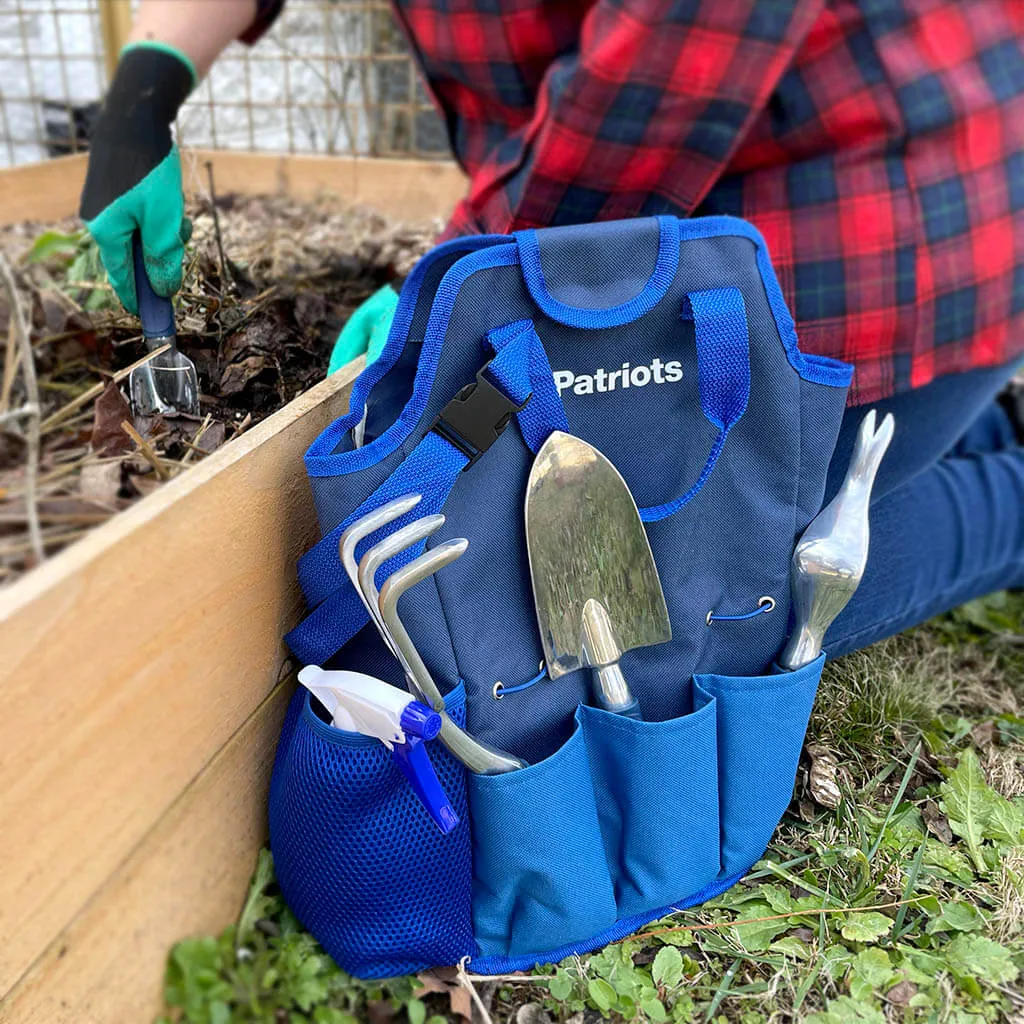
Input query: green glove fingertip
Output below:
<box><xmin>329</xmin><ymin>285</ymin><xmax>399</xmax><ymax>375</ymax></box>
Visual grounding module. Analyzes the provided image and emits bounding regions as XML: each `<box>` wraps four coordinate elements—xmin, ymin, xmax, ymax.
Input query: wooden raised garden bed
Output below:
<box><xmin>0</xmin><ymin>151</ymin><xmax>465</xmax><ymax>1024</ymax></box>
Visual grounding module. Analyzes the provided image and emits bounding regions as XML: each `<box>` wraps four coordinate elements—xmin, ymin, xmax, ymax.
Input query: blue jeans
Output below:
<box><xmin>823</xmin><ymin>361</ymin><xmax>1024</xmax><ymax>658</ymax></box>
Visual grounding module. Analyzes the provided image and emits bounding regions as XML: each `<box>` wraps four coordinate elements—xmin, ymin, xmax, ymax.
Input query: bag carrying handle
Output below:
<box><xmin>489</xmin><ymin>287</ymin><xmax>751</xmax><ymax>522</ymax></box>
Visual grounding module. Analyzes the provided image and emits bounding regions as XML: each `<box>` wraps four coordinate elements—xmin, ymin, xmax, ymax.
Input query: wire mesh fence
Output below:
<box><xmin>0</xmin><ymin>0</ymin><xmax>450</xmax><ymax>168</ymax></box>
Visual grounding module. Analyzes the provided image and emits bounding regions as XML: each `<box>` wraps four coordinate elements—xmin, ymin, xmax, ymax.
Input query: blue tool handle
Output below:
<box><xmin>132</xmin><ymin>234</ymin><xmax>175</xmax><ymax>340</ymax></box>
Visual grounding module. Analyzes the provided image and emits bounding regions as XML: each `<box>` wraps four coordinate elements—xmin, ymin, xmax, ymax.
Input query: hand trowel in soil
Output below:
<box><xmin>129</xmin><ymin>234</ymin><xmax>200</xmax><ymax>418</ymax></box>
<box><xmin>525</xmin><ymin>430</ymin><xmax>671</xmax><ymax>720</ymax></box>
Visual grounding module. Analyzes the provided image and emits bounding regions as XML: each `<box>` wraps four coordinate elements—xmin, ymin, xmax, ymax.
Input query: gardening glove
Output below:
<box><xmin>79</xmin><ymin>42</ymin><xmax>197</xmax><ymax>315</ymax></box>
<box><xmin>328</xmin><ymin>285</ymin><xmax>399</xmax><ymax>375</ymax></box>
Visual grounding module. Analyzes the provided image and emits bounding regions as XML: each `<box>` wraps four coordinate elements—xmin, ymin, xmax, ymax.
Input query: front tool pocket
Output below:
<box><xmin>268</xmin><ymin>684</ymin><xmax>475</xmax><ymax>979</ymax></box>
<box><xmin>694</xmin><ymin>655</ymin><xmax>825</xmax><ymax>876</ymax></box>
<box><xmin>579</xmin><ymin>700</ymin><xmax>721</xmax><ymax>919</ymax></box>
<box><xmin>469</xmin><ymin>694</ymin><xmax>723</xmax><ymax>962</ymax></box>
<box><xmin>468</xmin><ymin>721</ymin><xmax>618</xmax><ymax>959</ymax></box>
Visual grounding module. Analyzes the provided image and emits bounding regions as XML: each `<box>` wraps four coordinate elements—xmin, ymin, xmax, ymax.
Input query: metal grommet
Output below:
<box><xmin>492</xmin><ymin>681</ymin><xmax>504</xmax><ymax>700</ymax></box>
<box><xmin>759</xmin><ymin>595</ymin><xmax>776</xmax><ymax>612</ymax></box>
<box><xmin>705</xmin><ymin>609</ymin><xmax>714</xmax><ymax>626</ymax></box>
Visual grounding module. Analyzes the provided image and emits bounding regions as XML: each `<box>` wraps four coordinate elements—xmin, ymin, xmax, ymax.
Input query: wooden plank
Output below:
<box><xmin>0</xmin><ymin>678</ymin><xmax>294</xmax><ymax>1024</ymax></box>
<box><xmin>0</xmin><ymin>151</ymin><xmax>466</xmax><ymax>228</ymax></box>
<box><xmin>0</xmin><ymin>155</ymin><xmax>88</xmax><ymax>227</ymax></box>
<box><xmin>0</xmin><ymin>363</ymin><xmax>358</xmax><ymax>998</ymax></box>
<box><xmin>97</xmin><ymin>0</ymin><xmax>133</xmax><ymax>81</ymax></box>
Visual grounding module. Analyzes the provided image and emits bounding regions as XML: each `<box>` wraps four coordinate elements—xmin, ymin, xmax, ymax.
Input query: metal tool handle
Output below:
<box><xmin>378</xmin><ymin>544</ymin><xmax>527</xmax><ymax>774</ymax></box>
<box><xmin>779</xmin><ymin>410</ymin><xmax>895</xmax><ymax>670</ymax></box>
<box><xmin>132</xmin><ymin>234</ymin><xmax>176</xmax><ymax>344</ymax></box>
<box><xmin>592</xmin><ymin>664</ymin><xmax>643</xmax><ymax>720</ymax></box>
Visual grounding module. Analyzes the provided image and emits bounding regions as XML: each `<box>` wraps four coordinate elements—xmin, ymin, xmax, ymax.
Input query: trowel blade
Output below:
<box><xmin>525</xmin><ymin>430</ymin><xmax>671</xmax><ymax>679</ymax></box>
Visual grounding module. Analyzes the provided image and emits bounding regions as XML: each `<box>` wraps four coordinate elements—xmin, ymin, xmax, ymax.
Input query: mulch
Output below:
<box><xmin>0</xmin><ymin>192</ymin><xmax>435</xmax><ymax>586</ymax></box>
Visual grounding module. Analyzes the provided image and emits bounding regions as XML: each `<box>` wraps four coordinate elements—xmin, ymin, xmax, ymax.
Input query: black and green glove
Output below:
<box><xmin>79</xmin><ymin>42</ymin><xmax>197</xmax><ymax>314</ymax></box>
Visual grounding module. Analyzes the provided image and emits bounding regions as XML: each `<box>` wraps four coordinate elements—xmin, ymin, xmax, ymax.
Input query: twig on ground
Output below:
<box><xmin>228</xmin><ymin>412</ymin><xmax>252</xmax><ymax>440</ymax></box>
<box><xmin>0</xmin><ymin>252</ymin><xmax>44</xmax><ymax>564</ymax></box>
<box><xmin>180</xmin><ymin>414</ymin><xmax>213</xmax><ymax>466</ymax></box>
<box><xmin>1</xmin><ymin>316</ymin><xmax>21</xmax><ymax>413</ymax></box>
<box><xmin>206</xmin><ymin>161</ymin><xmax>233</xmax><ymax>293</ymax></box>
<box><xmin>120</xmin><ymin>420</ymin><xmax>171</xmax><ymax>481</ymax></box>
<box><xmin>0</xmin><ymin>403</ymin><xmax>37</xmax><ymax>427</ymax></box>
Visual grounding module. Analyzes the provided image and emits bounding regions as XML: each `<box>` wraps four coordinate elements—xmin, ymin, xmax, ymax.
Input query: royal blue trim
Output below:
<box><xmin>516</xmin><ymin>216</ymin><xmax>680</xmax><ymax>329</ymax></box>
<box><xmin>303</xmin><ymin>216</ymin><xmax>851</xmax><ymax>479</ymax></box>
<box><xmin>468</xmin><ymin>869</ymin><xmax>747</xmax><ymax>975</ymax></box>
<box><xmin>304</xmin><ymin>234</ymin><xmax>511</xmax><ymax>476</ymax></box>
<box><xmin>305</xmin><ymin>242</ymin><xmax>520</xmax><ymax>477</ymax></box>
<box><xmin>673</xmin><ymin>217</ymin><xmax>854</xmax><ymax>389</ymax></box>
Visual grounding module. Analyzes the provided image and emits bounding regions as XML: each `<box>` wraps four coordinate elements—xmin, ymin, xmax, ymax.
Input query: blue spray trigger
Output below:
<box><xmin>392</xmin><ymin>710</ymin><xmax>460</xmax><ymax>834</ymax></box>
<box><xmin>297</xmin><ymin>668</ymin><xmax>459</xmax><ymax>835</ymax></box>
<box><xmin>400</xmin><ymin>700</ymin><xmax>442</xmax><ymax>741</ymax></box>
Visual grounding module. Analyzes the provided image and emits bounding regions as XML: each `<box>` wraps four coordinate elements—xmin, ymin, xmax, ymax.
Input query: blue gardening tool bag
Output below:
<box><xmin>269</xmin><ymin>215</ymin><xmax>853</xmax><ymax>978</ymax></box>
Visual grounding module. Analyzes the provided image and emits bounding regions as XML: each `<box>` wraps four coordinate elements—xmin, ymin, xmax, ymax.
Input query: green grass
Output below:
<box><xmin>158</xmin><ymin>593</ymin><xmax>1024</xmax><ymax>1024</ymax></box>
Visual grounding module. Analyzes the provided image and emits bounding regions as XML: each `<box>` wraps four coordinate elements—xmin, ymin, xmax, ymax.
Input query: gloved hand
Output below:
<box><xmin>79</xmin><ymin>42</ymin><xmax>197</xmax><ymax>314</ymax></box>
<box><xmin>328</xmin><ymin>285</ymin><xmax>399</xmax><ymax>375</ymax></box>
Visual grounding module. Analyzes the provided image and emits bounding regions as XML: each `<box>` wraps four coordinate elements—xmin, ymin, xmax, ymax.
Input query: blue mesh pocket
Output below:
<box><xmin>695</xmin><ymin>655</ymin><xmax>825</xmax><ymax>875</ymax></box>
<box><xmin>268</xmin><ymin>682</ymin><xmax>475</xmax><ymax>978</ymax></box>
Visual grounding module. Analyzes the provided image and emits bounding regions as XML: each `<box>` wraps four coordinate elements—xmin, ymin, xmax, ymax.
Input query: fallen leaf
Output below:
<box><xmin>90</xmin><ymin>382</ymin><xmax>133</xmax><ymax>455</ymax></box>
<box><xmin>293</xmin><ymin>291</ymin><xmax>329</xmax><ymax>332</ymax></box>
<box><xmin>219</xmin><ymin>353</ymin><xmax>277</xmax><ymax>397</ymax></box>
<box><xmin>922</xmin><ymin>800</ymin><xmax>953</xmax><ymax>845</ymax></box>
<box><xmin>33</xmin><ymin>289</ymin><xmax>68</xmax><ymax>333</ymax></box>
<box><xmin>885</xmin><ymin>980</ymin><xmax>917</xmax><ymax>1006</ymax></box>
<box><xmin>78</xmin><ymin>462</ymin><xmax>123</xmax><ymax>506</ymax></box>
<box><xmin>193</xmin><ymin>420</ymin><xmax>226</xmax><ymax>455</ymax></box>
<box><xmin>416</xmin><ymin>969</ymin><xmax>472</xmax><ymax>1021</ymax></box>
<box><xmin>970</xmin><ymin>720</ymin><xmax>997</xmax><ymax>748</ymax></box>
<box><xmin>806</xmin><ymin>744</ymin><xmax>842</xmax><ymax>809</ymax></box>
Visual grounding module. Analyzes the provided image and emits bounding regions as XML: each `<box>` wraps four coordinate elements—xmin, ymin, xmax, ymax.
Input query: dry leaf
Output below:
<box><xmin>78</xmin><ymin>462</ymin><xmax>123</xmax><ymax>506</ymax></box>
<box><xmin>193</xmin><ymin>420</ymin><xmax>226</xmax><ymax>455</ymax></box>
<box><xmin>970</xmin><ymin>719</ymin><xmax>997</xmax><ymax>749</ymax></box>
<box><xmin>922</xmin><ymin>799</ymin><xmax>954</xmax><ymax>845</ymax></box>
<box><xmin>90</xmin><ymin>382</ymin><xmax>133</xmax><ymax>455</ymax></box>
<box><xmin>417</xmin><ymin>968</ymin><xmax>472</xmax><ymax>1021</ymax></box>
<box><xmin>806</xmin><ymin>743</ymin><xmax>842</xmax><ymax>809</ymax></box>
<box><xmin>219</xmin><ymin>353</ymin><xmax>277</xmax><ymax>396</ymax></box>
<box><xmin>886</xmin><ymin>980</ymin><xmax>918</xmax><ymax>1005</ymax></box>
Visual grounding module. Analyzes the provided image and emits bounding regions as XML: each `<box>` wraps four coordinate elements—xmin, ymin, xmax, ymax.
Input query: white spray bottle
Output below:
<box><xmin>298</xmin><ymin>666</ymin><xmax>459</xmax><ymax>834</ymax></box>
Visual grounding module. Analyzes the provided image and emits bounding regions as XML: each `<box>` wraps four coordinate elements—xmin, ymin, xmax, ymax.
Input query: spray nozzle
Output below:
<box><xmin>299</xmin><ymin>666</ymin><xmax>458</xmax><ymax>834</ymax></box>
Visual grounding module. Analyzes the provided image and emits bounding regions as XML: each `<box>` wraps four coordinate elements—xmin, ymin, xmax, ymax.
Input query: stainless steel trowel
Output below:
<box><xmin>525</xmin><ymin>430</ymin><xmax>671</xmax><ymax>719</ymax></box>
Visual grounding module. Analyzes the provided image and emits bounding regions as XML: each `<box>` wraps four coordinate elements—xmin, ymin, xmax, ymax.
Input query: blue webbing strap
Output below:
<box><xmin>640</xmin><ymin>286</ymin><xmax>751</xmax><ymax>522</ymax></box>
<box><xmin>485</xmin><ymin>319</ymin><xmax>568</xmax><ymax>452</ymax></box>
<box><xmin>286</xmin><ymin>431</ymin><xmax>468</xmax><ymax>665</ymax></box>
<box><xmin>286</xmin><ymin>327</ymin><xmax>542</xmax><ymax>666</ymax></box>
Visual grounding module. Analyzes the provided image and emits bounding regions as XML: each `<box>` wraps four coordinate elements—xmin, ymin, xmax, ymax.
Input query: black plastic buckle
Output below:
<box><xmin>430</xmin><ymin>364</ymin><xmax>530</xmax><ymax>470</ymax></box>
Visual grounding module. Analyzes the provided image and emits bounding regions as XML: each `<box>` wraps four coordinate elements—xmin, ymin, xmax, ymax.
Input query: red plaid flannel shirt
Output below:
<box><xmin>248</xmin><ymin>0</ymin><xmax>1024</xmax><ymax>405</ymax></box>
